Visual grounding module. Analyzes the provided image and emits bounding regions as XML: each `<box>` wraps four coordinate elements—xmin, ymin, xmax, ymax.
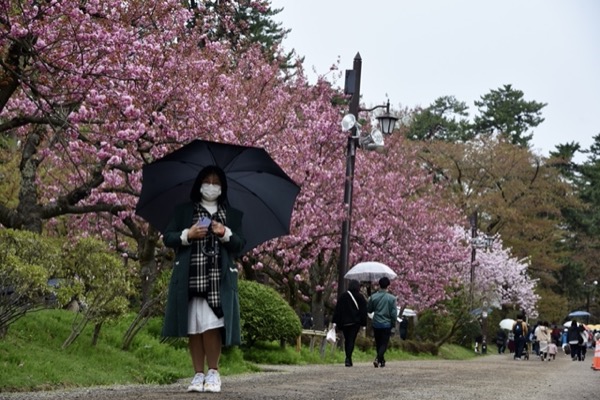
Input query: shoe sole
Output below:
<box><xmin>187</xmin><ymin>386</ymin><xmax>204</xmax><ymax>393</ymax></box>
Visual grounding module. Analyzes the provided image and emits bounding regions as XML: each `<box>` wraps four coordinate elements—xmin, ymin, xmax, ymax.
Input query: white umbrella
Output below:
<box><xmin>397</xmin><ymin>307</ymin><xmax>417</xmax><ymax>322</ymax></box>
<box><xmin>499</xmin><ymin>318</ymin><xmax>515</xmax><ymax>330</ymax></box>
<box><xmin>397</xmin><ymin>307</ymin><xmax>417</xmax><ymax>317</ymax></box>
<box><xmin>564</xmin><ymin>320</ymin><xmax>588</xmax><ymax>329</ymax></box>
<box><xmin>344</xmin><ymin>261</ymin><xmax>397</xmax><ymax>282</ymax></box>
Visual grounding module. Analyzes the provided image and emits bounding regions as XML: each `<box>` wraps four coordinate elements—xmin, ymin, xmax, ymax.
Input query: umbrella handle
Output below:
<box><xmin>201</xmin><ymin>231</ymin><xmax>220</xmax><ymax>258</ymax></box>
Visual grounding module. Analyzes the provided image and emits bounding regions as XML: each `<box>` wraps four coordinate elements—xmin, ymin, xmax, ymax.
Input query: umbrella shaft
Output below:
<box><xmin>202</xmin><ymin>233</ymin><xmax>220</xmax><ymax>257</ymax></box>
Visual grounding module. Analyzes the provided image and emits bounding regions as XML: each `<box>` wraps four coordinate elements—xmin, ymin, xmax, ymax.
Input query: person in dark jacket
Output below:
<box><xmin>398</xmin><ymin>317</ymin><xmax>409</xmax><ymax>340</ymax></box>
<box><xmin>332</xmin><ymin>280</ymin><xmax>368</xmax><ymax>367</ymax></box>
<box><xmin>512</xmin><ymin>314</ymin><xmax>528</xmax><ymax>360</ymax></box>
<box><xmin>495</xmin><ymin>328</ymin><xmax>507</xmax><ymax>354</ymax></box>
<box><xmin>162</xmin><ymin>165</ymin><xmax>245</xmax><ymax>393</ymax></box>
<box><xmin>566</xmin><ymin>320</ymin><xmax>582</xmax><ymax>361</ymax></box>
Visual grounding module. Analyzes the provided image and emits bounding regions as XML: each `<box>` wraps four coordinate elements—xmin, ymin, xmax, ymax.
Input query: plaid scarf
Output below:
<box><xmin>189</xmin><ymin>203</ymin><xmax>227</xmax><ymax>318</ymax></box>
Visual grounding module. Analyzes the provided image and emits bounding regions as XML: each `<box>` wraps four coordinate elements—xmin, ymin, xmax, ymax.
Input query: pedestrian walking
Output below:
<box><xmin>578</xmin><ymin>324</ymin><xmax>589</xmax><ymax>361</ymax></box>
<box><xmin>567</xmin><ymin>320</ymin><xmax>582</xmax><ymax>361</ymax></box>
<box><xmin>332</xmin><ymin>280</ymin><xmax>368</xmax><ymax>367</ymax></box>
<box><xmin>535</xmin><ymin>321</ymin><xmax>551</xmax><ymax>361</ymax></box>
<box><xmin>512</xmin><ymin>314</ymin><xmax>528</xmax><ymax>360</ymax></box>
<box><xmin>367</xmin><ymin>277</ymin><xmax>397</xmax><ymax>368</ymax></box>
<box><xmin>495</xmin><ymin>328</ymin><xmax>507</xmax><ymax>354</ymax></box>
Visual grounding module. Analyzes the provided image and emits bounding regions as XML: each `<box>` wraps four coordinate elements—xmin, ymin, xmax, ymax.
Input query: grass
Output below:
<box><xmin>0</xmin><ymin>310</ymin><xmax>475</xmax><ymax>392</ymax></box>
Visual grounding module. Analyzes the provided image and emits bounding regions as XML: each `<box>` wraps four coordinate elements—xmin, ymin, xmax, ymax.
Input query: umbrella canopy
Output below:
<box><xmin>396</xmin><ymin>307</ymin><xmax>417</xmax><ymax>322</ymax></box>
<box><xmin>344</xmin><ymin>261</ymin><xmax>397</xmax><ymax>282</ymax></box>
<box><xmin>568</xmin><ymin>310</ymin><xmax>591</xmax><ymax>318</ymax></box>
<box><xmin>400</xmin><ymin>308</ymin><xmax>417</xmax><ymax>317</ymax></box>
<box><xmin>563</xmin><ymin>320</ymin><xmax>588</xmax><ymax>329</ymax></box>
<box><xmin>135</xmin><ymin>140</ymin><xmax>300</xmax><ymax>253</ymax></box>
<box><xmin>499</xmin><ymin>318</ymin><xmax>515</xmax><ymax>330</ymax></box>
<box><xmin>470</xmin><ymin>307</ymin><xmax>493</xmax><ymax>317</ymax></box>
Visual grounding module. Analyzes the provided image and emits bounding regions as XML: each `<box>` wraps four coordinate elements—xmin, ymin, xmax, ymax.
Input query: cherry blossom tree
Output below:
<box><xmin>466</xmin><ymin>232</ymin><xmax>539</xmax><ymax>317</ymax></box>
<box><xmin>0</xmin><ymin>0</ymin><xmax>509</xmax><ymax>337</ymax></box>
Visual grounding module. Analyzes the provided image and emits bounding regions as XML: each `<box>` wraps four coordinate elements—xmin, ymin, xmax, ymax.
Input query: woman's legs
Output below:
<box><xmin>342</xmin><ymin>324</ymin><xmax>360</xmax><ymax>365</ymax></box>
<box><xmin>189</xmin><ymin>328</ymin><xmax>222</xmax><ymax>373</ymax></box>
<box><xmin>203</xmin><ymin>328</ymin><xmax>222</xmax><ymax>370</ymax></box>
<box><xmin>571</xmin><ymin>344</ymin><xmax>581</xmax><ymax>361</ymax></box>
<box><xmin>189</xmin><ymin>334</ymin><xmax>206</xmax><ymax>373</ymax></box>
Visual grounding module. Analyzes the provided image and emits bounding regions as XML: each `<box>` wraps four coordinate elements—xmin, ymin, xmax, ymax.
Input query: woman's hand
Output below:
<box><xmin>188</xmin><ymin>224</ymin><xmax>209</xmax><ymax>240</ymax></box>
<box><xmin>211</xmin><ymin>221</ymin><xmax>226</xmax><ymax>237</ymax></box>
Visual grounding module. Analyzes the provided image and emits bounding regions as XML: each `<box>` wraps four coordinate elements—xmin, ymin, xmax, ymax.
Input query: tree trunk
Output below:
<box><xmin>62</xmin><ymin>314</ymin><xmax>89</xmax><ymax>349</ymax></box>
<box><xmin>122</xmin><ymin>296</ymin><xmax>160</xmax><ymax>350</ymax></box>
<box><xmin>91</xmin><ymin>321</ymin><xmax>103</xmax><ymax>346</ymax></box>
<box><xmin>138</xmin><ymin>232</ymin><xmax>160</xmax><ymax>305</ymax></box>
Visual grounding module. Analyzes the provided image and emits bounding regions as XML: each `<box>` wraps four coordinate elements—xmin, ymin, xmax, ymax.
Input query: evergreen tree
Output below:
<box><xmin>473</xmin><ymin>84</ymin><xmax>546</xmax><ymax>148</ymax></box>
<box><xmin>188</xmin><ymin>0</ymin><xmax>294</xmax><ymax>66</ymax></box>
<box><xmin>406</xmin><ymin>96</ymin><xmax>473</xmax><ymax>142</ymax></box>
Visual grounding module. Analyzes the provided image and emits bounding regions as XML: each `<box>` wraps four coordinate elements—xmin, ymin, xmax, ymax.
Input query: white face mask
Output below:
<box><xmin>200</xmin><ymin>183</ymin><xmax>221</xmax><ymax>201</ymax></box>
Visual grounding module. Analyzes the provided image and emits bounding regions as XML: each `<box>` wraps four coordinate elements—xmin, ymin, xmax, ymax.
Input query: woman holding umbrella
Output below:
<box><xmin>332</xmin><ymin>280</ymin><xmax>368</xmax><ymax>367</ymax></box>
<box><xmin>162</xmin><ymin>166</ymin><xmax>246</xmax><ymax>393</ymax></box>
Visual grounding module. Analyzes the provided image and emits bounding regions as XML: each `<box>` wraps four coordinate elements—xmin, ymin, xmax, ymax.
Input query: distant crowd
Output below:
<box><xmin>491</xmin><ymin>315</ymin><xmax>599</xmax><ymax>362</ymax></box>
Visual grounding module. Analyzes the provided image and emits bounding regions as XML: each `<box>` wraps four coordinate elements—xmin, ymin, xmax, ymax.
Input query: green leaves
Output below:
<box><xmin>473</xmin><ymin>84</ymin><xmax>547</xmax><ymax>148</ymax></box>
<box><xmin>239</xmin><ymin>280</ymin><xmax>302</xmax><ymax>346</ymax></box>
<box><xmin>0</xmin><ymin>229</ymin><xmax>62</xmax><ymax>336</ymax></box>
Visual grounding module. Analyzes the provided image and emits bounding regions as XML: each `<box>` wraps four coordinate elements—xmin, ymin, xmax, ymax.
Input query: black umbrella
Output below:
<box><xmin>135</xmin><ymin>140</ymin><xmax>300</xmax><ymax>253</ymax></box>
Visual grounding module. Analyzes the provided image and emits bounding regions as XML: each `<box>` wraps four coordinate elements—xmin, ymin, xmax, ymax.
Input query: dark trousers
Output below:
<box><xmin>341</xmin><ymin>324</ymin><xmax>361</xmax><ymax>360</ymax></box>
<box><xmin>373</xmin><ymin>327</ymin><xmax>392</xmax><ymax>363</ymax></box>
<box><xmin>496</xmin><ymin>341</ymin><xmax>506</xmax><ymax>354</ymax></box>
<box><xmin>515</xmin><ymin>336</ymin><xmax>526</xmax><ymax>359</ymax></box>
<box><xmin>571</xmin><ymin>343</ymin><xmax>582</xmax><ymax>360</ymax></box>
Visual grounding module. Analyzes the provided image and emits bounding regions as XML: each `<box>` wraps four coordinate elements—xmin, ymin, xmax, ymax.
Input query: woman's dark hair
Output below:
<box><xmin>348</xmin><ymin>280</ymin><xmax>361</xmax><ymax>293</ymax></box>
<box><xmin>190</xmin><ymin>165</ymin><xmax>228</xmax><ymax>205</ymax></box>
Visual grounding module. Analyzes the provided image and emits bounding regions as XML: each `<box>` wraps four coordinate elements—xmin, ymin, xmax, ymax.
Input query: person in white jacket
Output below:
<box><xmin>579</xmin><ymin>324</ymin><xmax>590</xmax><ymax>361</ymax></box>
<box><xmin>534</xmin><ymin>321</ymin><xmax>551</xmax><ymax>361</ymax></box>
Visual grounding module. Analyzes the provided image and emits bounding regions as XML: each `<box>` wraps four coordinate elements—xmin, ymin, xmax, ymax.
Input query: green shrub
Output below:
<box><xmin>414</xmin><ymin>309</ymin><xmax>454</xmax><ymax>342</ymax></box>
<box><xmin>239</xmin><ymin>280</ymin><xmax>302</xmax><ymax>346</ymax></box>
<box><xmin>399</xmin><ymin>339</ymin><xmax>439</xmax><ymax>356</ymax></box>
<box><xmin>355</xmin><ymin>331</ymin><xmax>374</xmax><ymax>352</ymax></box>
<box><xmin>0</xmin><ymin>229</ymin><xmax>63</xmax><ymax>337</ymax></box>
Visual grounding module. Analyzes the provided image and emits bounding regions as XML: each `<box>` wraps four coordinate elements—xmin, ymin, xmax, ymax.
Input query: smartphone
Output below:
<box><xmin>196</xmin><ymin>216</ymin><xmax>211</xmax><ymax>227</ymax></box>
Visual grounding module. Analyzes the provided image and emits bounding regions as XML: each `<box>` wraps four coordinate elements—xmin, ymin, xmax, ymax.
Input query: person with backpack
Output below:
<box><xmin>512</xmin><ymin>314</ymin><xmax>528</xmax><ymax>360</ymax></box>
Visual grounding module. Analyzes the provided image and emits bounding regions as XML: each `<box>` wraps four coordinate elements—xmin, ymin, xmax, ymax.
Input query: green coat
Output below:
<box><xmin>367</xmin><ymin>289</ymin><xmax>397</xmax><ymax>328</ymax></box>
<box><xmin>161</xmin><ymin>202</ymin><xmax>245</xmax><ymax>346</ymax></box>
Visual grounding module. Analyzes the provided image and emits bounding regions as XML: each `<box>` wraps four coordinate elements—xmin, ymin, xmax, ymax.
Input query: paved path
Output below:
<box><xmin>1</xmin><ymin>353</ymin><xmax>598</xmax><ymax>399</ymax></box>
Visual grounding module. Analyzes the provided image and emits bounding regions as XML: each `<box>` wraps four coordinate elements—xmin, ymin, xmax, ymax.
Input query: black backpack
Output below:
<box><xmin>513</xmin><ymin>321</ymin><xmax>523</xmax><ymax>337</ymax></box>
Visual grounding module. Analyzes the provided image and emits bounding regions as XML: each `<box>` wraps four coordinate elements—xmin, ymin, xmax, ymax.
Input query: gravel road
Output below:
<box><xmin>1</xmin><ymin>353</ymin><xmax>598</xmax><ymax>400</ymax></box>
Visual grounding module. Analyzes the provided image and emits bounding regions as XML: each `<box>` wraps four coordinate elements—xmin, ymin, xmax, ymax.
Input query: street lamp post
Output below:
<box><xmin>337</xmin><ymin>53</ymin><xmax>397</xmax><ymax>297</ymax></box>
<box><xmin>469</xmin><ymin>211</ymin><xmax>495</xmax><ymax>355</ymax></box>
<box><xmin>585</xmin><ymin>280</ymin><xmax>598</xmax><ymax>323</ymax></box>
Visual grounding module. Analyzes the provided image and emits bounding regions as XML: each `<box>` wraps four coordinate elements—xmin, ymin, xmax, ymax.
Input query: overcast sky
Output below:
<box><xmin>270</xmin><ymin>0</ymin><xmax>600</xmax><ymax>161</ymax></box>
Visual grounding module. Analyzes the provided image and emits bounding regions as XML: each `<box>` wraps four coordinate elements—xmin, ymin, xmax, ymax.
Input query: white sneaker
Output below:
<box><xmin>187</xmin><ymin>372</ymin><xmax>204</xmax><ymax>392</ymax></box>
<box><xmin>204</xmin><ymin>369</ymin><xmax>221</xmax><ymax>393</ymax></box>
